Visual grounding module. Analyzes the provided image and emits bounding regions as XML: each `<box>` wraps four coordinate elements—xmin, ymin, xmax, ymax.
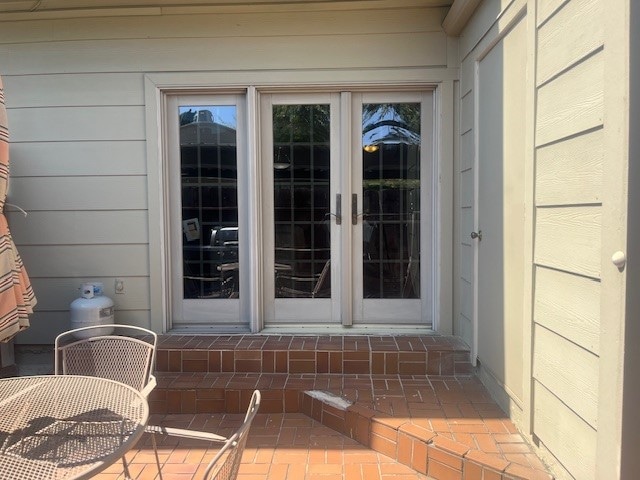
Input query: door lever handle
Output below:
<box><xmin>324</xmin><ymin>194</ymin><xmax>342</xmax><ymax>224</ymax></box>
<box><xmin>470</xmin><ymin>230</ymin><xmax>482</xmax><ymax>241</ymax></box>
<box><xmin>352</xmin><ymin>194</ymin><xmax>358</xmax><ymax>225</ymax></box>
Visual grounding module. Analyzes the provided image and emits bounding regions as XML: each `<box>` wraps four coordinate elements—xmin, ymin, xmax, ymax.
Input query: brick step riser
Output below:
<box><xmin>155</xmin><ymin>348</ymin><xmax>472</xmax><ymax>376</ymax></box>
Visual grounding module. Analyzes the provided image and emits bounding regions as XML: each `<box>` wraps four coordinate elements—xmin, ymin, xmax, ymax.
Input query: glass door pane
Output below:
<box><xmin>180</xmin><ymin>106</ymin><xmax>239</xmax><ymax>300</ymax></box>
<box><xmin>171</xmin><ymin>97</ymin><xmax>244</xmax><ymax>327</ymax></box>
<box><xmin>353</xmin><ymin>92</ymin><xmax>432</xmax><ymax>325</ymax></box>
<box><xmin>261</xmin><ymin>93</ymin><xmax>340</xmax><ymax>325</ymax></box>
<box><xmin>362</xmin><ymin>103</ymin><xmax>421</xmax><ymax>299</ymax></box>
<box><xmin>273</xmin><ymin>104</ymin><xmax>331</xmax><ymax>299</ymax></box>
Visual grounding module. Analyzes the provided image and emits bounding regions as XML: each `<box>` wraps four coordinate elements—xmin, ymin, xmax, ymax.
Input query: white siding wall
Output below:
<box><xmin>0</xmin><ymin>4</ymin><xmax>454</xmax><ymax>343</ymax></box>
<box><xmin>457</xmin><ymin>0</ymin><xmax>606</xmax><ymax>478</ymax></box>
<box><xmin>531</xmin><ymin>0</ymin><xmax>603</xmax><ymax>477</ymax></box>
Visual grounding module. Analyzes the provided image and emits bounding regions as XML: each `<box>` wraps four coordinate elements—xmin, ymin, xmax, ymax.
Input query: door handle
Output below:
<box><xmin>352</xmin><ymin>194</ymin><xmax>358</xmax><ymax>225</ymax></box>
<box><xmin>324</xmin><ymin>194</ymin><xmax>342</xmax><ymax>224</ymax></box>
<box><xmin>470</xmin><ymin>230</ymin><xmax>482</xmax><ymax>241</ymax></box>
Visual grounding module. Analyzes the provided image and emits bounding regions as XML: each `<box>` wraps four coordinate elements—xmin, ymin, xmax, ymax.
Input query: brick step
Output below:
<box><xmin>155</xmin><ymin>334</ymin><xmax>472</xmax><ymax>376</ymax></box>
<box><xmin>149</xmin><ymin>373</ymin><xmax>553</xmax><ymax>480</ymax></box>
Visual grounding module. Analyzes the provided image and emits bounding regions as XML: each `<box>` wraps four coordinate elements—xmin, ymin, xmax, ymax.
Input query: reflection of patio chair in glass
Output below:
<box><xmin>183</xmin><ymin>227</ymin><xmax>239</xmax><ymax>299</ymax></box>
<box><xmin>276</xmin><ymin>259</ymin><xmax>330</xmax><ymax>298</ymax></box>
<box><xmin>183</xmin><ymin>263</ymin><xmax>236</xmax><ymax>299</ymax></box>
<box><xmin>274</xmin><ymin>222</ymin><xmax>331</xmax><ymax>299</ymax></box>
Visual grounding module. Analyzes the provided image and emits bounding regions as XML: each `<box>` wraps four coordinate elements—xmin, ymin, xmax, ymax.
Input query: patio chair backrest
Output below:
<box><xmin>54</xmin><ymin>324</ymin><xmax>157</xmax><ymax>395</ymax></box>
<box><xmin>202</xmin><ymin>390</ymin><xmax>261</xmax><ymax>480</ymax></box>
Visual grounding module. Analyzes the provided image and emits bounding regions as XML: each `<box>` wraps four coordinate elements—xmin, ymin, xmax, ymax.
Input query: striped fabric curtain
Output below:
<box><xmin>0</xmin><ymin>76</ymin><xmax>36</xmax><ymax>342</ymax></box>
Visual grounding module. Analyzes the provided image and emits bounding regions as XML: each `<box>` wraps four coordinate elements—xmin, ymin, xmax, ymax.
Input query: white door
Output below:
<box><xmin>474</xmin><ymin>19</ymin><xmax>526</xmax><ymax>395</ymax></box>
<box><xmin>167</xmin><ymin>94</ymin><xmax>248</xmax><ymax>328</ymax></box>
<box><xmin>351</xmin><ymin>92</ymin><xmax>434</xmax><ymax>325</ymax></box>
<box><xmin>261</xmin><ymin>91</ymin><xmax>434</xmax><ymax>326</ymax></box>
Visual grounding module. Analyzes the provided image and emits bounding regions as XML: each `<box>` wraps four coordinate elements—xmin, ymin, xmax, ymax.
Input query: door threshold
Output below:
<box><xmin>166</xmin><ymin>324</ymin><xmax>436</xmax><ymax>336</ymax></box>
<box><xmin>260</xmin><ymin>324</ymin><xmax>437</xmax><ymax>336</ymax></box>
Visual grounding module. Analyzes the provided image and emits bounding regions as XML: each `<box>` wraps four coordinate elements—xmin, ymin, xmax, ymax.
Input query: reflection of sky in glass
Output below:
<box><xmin>362</xmin><ymin>103</ymin><xmax>420</xmax><ymax>146</ymax></box>
<box><xmin>179</xmin><ymin>106</ymin><xmax>237</xmax><ymax>129</ymax></box>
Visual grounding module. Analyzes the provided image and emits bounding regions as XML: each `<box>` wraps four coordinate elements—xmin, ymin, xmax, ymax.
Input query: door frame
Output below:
<box><xmin>144</xmin><ymin>77</ymin><xmax>452</xmax><ymax>334</ymax></box>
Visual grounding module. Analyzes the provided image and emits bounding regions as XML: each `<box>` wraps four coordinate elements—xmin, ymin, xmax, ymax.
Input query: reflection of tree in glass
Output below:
<box><xmin>363</xmin><ymin>103</ymin><xmax>420</xmax><ymax>145</ymax></box>
<box><xmin>273</xmin><ymin>105</ymin><xmax>330</xmax><ymax>143</ymax></box>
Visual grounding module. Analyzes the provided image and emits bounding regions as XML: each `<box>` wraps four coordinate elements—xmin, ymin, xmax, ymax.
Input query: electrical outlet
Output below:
<box><xmin>115</xmin><ymin>279</ymin><xmax>125</xmax><ymax>294</ymax></box>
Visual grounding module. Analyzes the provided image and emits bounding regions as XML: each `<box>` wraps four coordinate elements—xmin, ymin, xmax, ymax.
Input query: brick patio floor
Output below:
<box><xmin>95</xmin><ymin>412</ymin><xmax>432</xmax><ymax>480</ymax></box>
<box><xmin>13</xmin><ymin>334</ymin><xmax>554</xmax><ymax>479</ymax></box>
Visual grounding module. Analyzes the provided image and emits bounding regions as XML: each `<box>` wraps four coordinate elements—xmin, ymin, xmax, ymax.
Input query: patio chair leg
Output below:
<box><xmin>151</xmin><ymin>432</ymin><xmax>164</xmax><ymax>480</ymax></box>
<box><xmin>121</xmin><ymin>456</ymin><xmax>132</xmax><ymax>479</ymax></box>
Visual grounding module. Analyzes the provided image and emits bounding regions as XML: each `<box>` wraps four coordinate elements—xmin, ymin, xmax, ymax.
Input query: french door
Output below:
<box><xmin>261</xmin><ymin>91</ymin><xmax>434</xmax><ymax>326</ymax></box>
<box><xmin>166</xmin><ymin>90</ymin><xmax>433</xmax><ymax>328</ymax></box>
<box><xmin>167</xmin><ymin>94</ymin><xmax>247</xmax><ymax>327</ymax></box>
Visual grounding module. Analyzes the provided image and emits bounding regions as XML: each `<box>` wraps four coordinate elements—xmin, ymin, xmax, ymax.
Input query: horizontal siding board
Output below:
<box><xmin>8</xmin><ymin>210</ymin><xmax>149</xmax><ymax>245</ymax></box>
<box><xmin>0</xmin><ymin>32</ymin><xmax>447</xmax><ymax>75</ymax></box>
<box><xmin>459</xmin><ymin>0</ymin><xmax>508</xmax><ymax>59</ymax></box>
<box><xmin>15</xmin><ymin>310</ymin><xmax>151</xmax><ymax>344</ymax></box>
<box><xmin>460</xmin><ymin>59</ymin><xmax>474</xmax><ymax>96</ymax></box>
<box><xmin>3</xmin><ymin>74</ymin><xmax>143</xmax><ymax>107</ymax></box>
<box><xmin>536</xmin><ymin>128</ymin><xmax>603</xmax><ymax>206</ymax></box>
<box><xmin>534</xmin><ymin>266</ymin><xmax>600</xmax><ymax>354</ymax></box>
<box><xmin>460</xmin><ymin>0</ymin><xmax>526</xmax><ymax>60</ymax></box>
<box><xmin>533</xmin><ymin>381</ymin><xmax>597</xmax><ymax>479</ymax></box>
<box><xmin>535</xmin><ymin>206</ymin><xmax>601</xmax><ymax>278</ymax></box>
<box><xmin>536</xmin><ymin>0</ymin><xmax>603</xmax><ymax>85</ymax></box>
<box><xmin>8</xmin><ymin>177</ymin><xmax>147</xmax><ymax>211</ymax></box>
<box><xmin>460</xmin><ymin>169</ymin><xmax>473</xmax><ymax>207</ymax></box>
<box><xmin>536</xmin><ymin>0</ymin><xmax>567</xmax><ymax>26</ymax></box>
<box><xmin>460</xmin><ymin>129</ymin><xmax>474</xmax><ymax>171</ymax></box>
<box><xmin>460</xmin><ymin>91</ymin><xmax>474</xmax><ymax>134</ymax></box>
<box><xmin>0</xmin><ymin>8</ymin><xmax>447</xmax><ymax>44</ymax></box>
<box><xmin>458</xmin><ymin>312</ymin><xmax>473</xmax><ymax>348</ymax></box>
<box><xmin>30</xmin><ymin>277</ymin><xmax>150</xmax><ymax>311</ymax></box>
<box><xmin>9</xmin><ymin>141</ymin><xmax>147</xmax><ymax>177</ymax></box>
<box><xmin>7</xmin><ymin>106</ymin><xmax>145</xmax><ymax>142</ymax></box>
<box><xmin>16</xmin><ymin>311</ymin><xmax>79</xmax><ymax>344</ymax></box>
<box><xmin>20</xmin><ymin>245</ymin><xmax>149</xmax><ymax>277</ymax></box>
<box><xmin>460</xmin><ymin>206</ymin><xmax>473</xmax><ymax>246</ymax></box>
<box><xmin>460</xmin><ymin>277</ymin><xmax>473</xmax><ymax>320</ymax></box>
<box><xmin>460</xmin><ymin>243</ymin><xmax>473</xmax><ymax>282</ymax></box>
<box><xmin>536</xmin><ymin>51</ymin><xmax>604</xmax><ymax>146</ymax></box>
<box><xmin>533</xmin><ymin>324</ymin><xmax>599</xmax><ymax>428</ymax></box>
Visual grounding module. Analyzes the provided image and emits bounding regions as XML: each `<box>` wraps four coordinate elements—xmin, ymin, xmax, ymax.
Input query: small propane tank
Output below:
<box><xmin>70</xmin><ymin>282</ymin><xmax>115</xmax><ymax>339</ymax></box>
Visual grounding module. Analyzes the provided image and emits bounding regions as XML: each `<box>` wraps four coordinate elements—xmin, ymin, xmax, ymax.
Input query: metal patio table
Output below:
<box><xmin>0</xmin><ymin>375</ymin><xmax>149</xmax><ymax>479</ymax></box>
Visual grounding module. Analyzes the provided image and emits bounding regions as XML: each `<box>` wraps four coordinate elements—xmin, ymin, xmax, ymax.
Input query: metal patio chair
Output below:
<box><xmin>146</xmin><ymin>389</ymin><xmax>261</xmax><ymax>480</ymax></box>
<box><xmin>54</xmin><ymin>324</ymin><xmax>158</xmax><ymax>478</ymax></box>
